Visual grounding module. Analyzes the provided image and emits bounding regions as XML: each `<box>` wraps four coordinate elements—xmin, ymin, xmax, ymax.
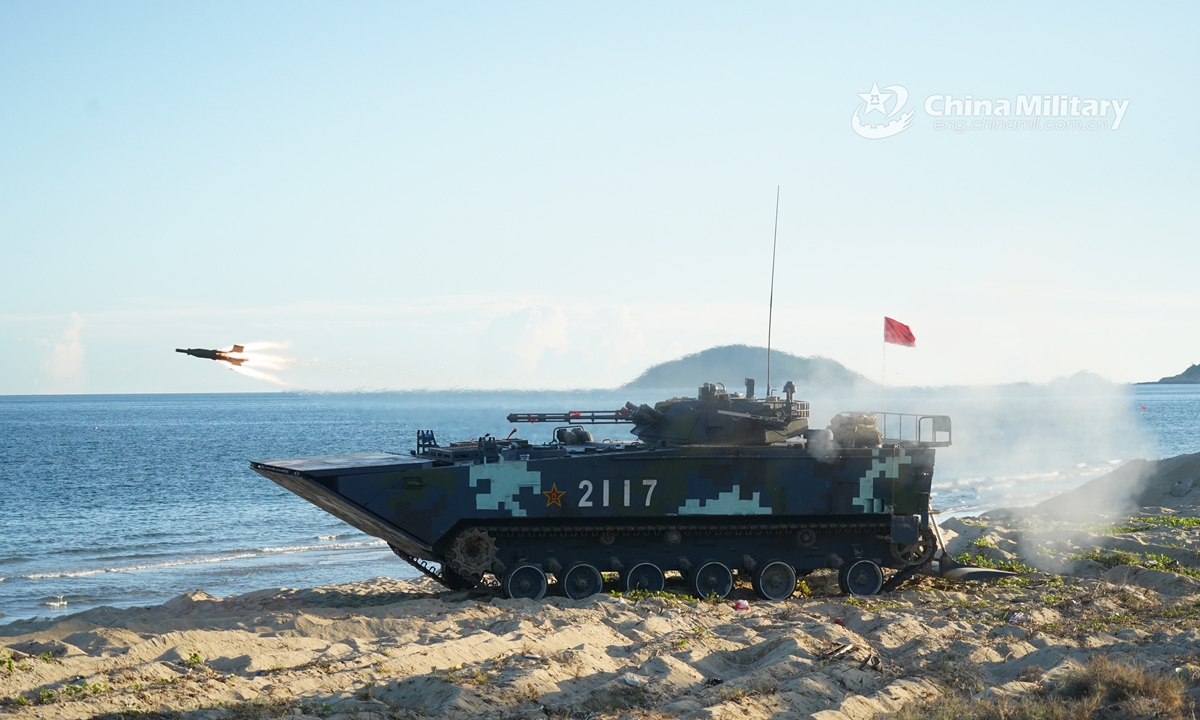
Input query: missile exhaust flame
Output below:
<box><xmin>176</xmin><ymin>341</ymin><xmax>294</xmax><ymax>386</ymax></box>
<box><xmin>230</xmin><ymin>364</ymin><xmax>288</xmax><ymax>386</ymax></box>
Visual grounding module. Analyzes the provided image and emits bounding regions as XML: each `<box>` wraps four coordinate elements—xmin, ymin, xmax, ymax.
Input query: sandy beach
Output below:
<box><xmin>4</xmin><ymin>454</ymin><xmax>1200</xmax><ymax>720</ymax></box>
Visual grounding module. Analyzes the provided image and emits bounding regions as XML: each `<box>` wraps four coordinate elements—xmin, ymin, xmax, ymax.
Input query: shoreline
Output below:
<box><xmin>1</xmin><ymin>560</ymin><xmax>1197</xmax><ymax>719</ymax></box>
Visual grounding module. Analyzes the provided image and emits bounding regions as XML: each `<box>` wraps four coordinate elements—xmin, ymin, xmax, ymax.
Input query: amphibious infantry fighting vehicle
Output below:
<box><xmin>251</xmin><ymin>380</ymin><xmax>962</xmax><ymax>600</ymax></box>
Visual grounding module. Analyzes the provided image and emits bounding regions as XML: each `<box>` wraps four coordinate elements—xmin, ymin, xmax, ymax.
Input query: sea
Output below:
<box><xmin>1</xmin><ymin>383</ymin><xmax>1198</xmax><ymax>622</ymax></box>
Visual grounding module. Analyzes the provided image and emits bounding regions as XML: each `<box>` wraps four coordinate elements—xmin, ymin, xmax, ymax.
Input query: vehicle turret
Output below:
<box><xmin>506</xmin><ymin>379</ymin><xmax>809</xmax><ymax>447</ymax></box>
<box><xmin>632</xmin><ymin>380</ymin><xmax>810</xmax><ymax>446</ymax></box>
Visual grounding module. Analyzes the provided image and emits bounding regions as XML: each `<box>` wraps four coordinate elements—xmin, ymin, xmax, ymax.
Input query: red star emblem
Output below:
<box><xmin>542</xmin><ymin>483</ymin><xmax>565</xmax><ymax>507</ymax></box>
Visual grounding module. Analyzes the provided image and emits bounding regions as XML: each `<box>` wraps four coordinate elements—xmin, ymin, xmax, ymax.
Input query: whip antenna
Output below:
<box><xmin>766</xmin><ymin>186</ymin><xmax>780</xmax><ymax>397</ymax></box>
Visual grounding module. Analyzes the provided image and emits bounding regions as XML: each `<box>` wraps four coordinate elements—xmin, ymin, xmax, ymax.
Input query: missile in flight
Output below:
<box><xmin>175</xmin><ymin>345</ymin><xmax>248</xmax><ymax>366</ymax></box>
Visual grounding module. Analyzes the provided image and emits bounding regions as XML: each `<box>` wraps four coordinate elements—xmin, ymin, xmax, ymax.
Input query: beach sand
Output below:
<box><xmin>4</xmin><ymin>454</ymin><xmax>1200</xmax><ymax>719</ymax></box>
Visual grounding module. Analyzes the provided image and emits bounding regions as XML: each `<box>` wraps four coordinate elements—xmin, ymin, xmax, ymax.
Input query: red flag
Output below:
<box><xmin>884</xmin><ymin>317</ymin><xmax>915</xmax><ymax>347</ymax></box>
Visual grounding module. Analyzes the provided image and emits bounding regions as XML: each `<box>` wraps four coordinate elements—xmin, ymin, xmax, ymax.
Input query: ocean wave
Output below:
<box><xmin>936</xmin><ymin>462</ymin><xmax>1117</xmax><ymax>490</ymax></box>
<box><xmin>932</xmin><ymin>460</ymin><xmax>1123</xmax><ymax>514</ymax></box>
<box><xmin>90</xmin><ymin>552</ymin><xmax>184</xmax><ymax>563</ymax></box>
<box><xmin>256</xmin><ymin>540</ymin><xmax>386</xmax><ymax>554</ymax></box>
<box><xmin>17</xmin><ymin>539</ymin><xmax>389</xmax><ymax>581</ymax></box>
<box><xmin>22</xmin><ymin>553</ymin><xmax>259</xmax><ymax>579</ymax></box>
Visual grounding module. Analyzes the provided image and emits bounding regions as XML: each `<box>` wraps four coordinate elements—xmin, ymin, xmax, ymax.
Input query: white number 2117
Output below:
<box><xmin>577</xmin><ymin>479</ymin><xmax>657</xmax><ymax>508</ymax></box>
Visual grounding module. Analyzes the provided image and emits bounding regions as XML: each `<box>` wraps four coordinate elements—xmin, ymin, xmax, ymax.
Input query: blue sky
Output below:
<box><xmin>2</xmin><ymin>2</ymin><xmax>1196</xmax><ymax>392</ymax></box>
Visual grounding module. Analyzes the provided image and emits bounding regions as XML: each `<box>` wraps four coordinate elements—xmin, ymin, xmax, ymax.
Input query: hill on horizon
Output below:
<box><xmin>1141</xmin><ymin>364</ymin><xmax>1200</xmax><ymax>385</ymax></box>
<box><xmin>620</xmin><ymin>345</ymin><xmax>872</xmax><ymax>390</ymax></box>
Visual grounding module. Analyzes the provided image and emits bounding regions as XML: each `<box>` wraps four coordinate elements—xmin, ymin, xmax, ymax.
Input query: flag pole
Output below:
<box><xmin>881</xmin><ymin>338</ymin><xmax>887</xmax><ymax>409</ymax></box>
<box><xmin>766</xmin><ymin>185</ymin><xmax>780</xmax><ymax>397</ymax></box>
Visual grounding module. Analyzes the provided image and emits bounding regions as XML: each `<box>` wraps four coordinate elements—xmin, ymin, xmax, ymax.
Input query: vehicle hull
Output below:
<box><xmin>251</xmin><ymin>443</ymin><xmax>935</xmax><ymax>579</ymax></box>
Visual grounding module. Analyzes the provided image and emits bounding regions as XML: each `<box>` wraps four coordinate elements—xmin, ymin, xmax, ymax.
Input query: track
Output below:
<box><xmin>398</xmin><ymin>519</ymin><xmax>927</xmax><ymax>594</ymax></box>
<box><xmin>388</xmin><ymin>544</ymin><xmax>451</xmax><ymax>586</ymax></box>
<box><xmin>465</xmin><ymin>518</ymin><xmax>892</xmax><ymax>540</ymax></box>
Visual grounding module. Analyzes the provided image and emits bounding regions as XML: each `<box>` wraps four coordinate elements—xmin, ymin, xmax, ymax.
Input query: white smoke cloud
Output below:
<box><xmin>799</xmin><ymin>374</ymin><xmax>1155</xmax><ymax>515</ymax></box>
<box><xmin>42</xmin><ymin>313</ymin><xmax>87</xmax><ymax>391</ymax></box>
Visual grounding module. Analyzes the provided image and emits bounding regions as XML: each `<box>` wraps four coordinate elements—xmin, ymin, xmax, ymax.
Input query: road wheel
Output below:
<box><xmin>752</xmin><ymin>560</ymin><xmax>797</xmax><ymax>601</ymax></box>
<box><xmin>688</xmin><ymin>560</ymin><xmax>734</xmax><ymax>600</ymax></box>
<box><xmin>621</xmin><ymin>562</ymin><xmax>665</xmax><ymax>593</ymax></box>
<box><xmin>501</xmin><ymin>563</ymin><xmax>547</xmax><ymax>600</ymax></box>
<box><xmin>561</xmin><ymin>563</ymin><xmax>604</xmax><ymax>600</ymax></box>
<box><xmin>841</xmin><ymin>560</ymin><xmax>884</xmax><ymax>596</ymax></box>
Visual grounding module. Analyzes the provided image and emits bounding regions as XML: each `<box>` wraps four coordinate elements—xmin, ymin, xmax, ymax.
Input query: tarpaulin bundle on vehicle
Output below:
<box><xmin>830</xmin><ymin>412</ymin><xmax>882</xmax><ymax>448</ymax></box>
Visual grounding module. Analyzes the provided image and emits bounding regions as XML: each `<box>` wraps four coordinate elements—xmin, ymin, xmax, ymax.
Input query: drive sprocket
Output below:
<box><xmin>445</xmin><ymin>528</ymin><xmax>498</xmax><ymax>581</ymax></box>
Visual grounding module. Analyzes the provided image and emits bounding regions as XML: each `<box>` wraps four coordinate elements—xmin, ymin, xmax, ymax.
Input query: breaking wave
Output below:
<box><xmin>933</xmin><ymin>460</ymin><xmax>1127</xmax><ymax>514</ymax></box>
<box><xmin>18</xmin><ymin>540</ymin><xmax>388</xmax><ymax>581</ymax></box>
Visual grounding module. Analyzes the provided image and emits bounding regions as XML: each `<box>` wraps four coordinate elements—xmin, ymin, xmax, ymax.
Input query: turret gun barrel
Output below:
<box><xmin>507</xmin><ymin>409</ymin><xmax>635</xmax><ymax>425</ymax></box>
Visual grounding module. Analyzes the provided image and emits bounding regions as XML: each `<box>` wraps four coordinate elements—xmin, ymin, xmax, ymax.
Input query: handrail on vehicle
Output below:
<box><xmin>836</xmin><ymin>411</ymin><xmax>952</xmax><ymax>447</ymax></box>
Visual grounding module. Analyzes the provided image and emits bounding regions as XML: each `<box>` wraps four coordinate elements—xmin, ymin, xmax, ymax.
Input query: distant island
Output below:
<box><xmin>1141</xmin><ymin>364</ymin><xmax>1200</xmax><ymax>385</ymax></box>
<box><xmin>620</xmin><ymin>344</ymin><xmax>871</xmax><ymax>390</ymax></box>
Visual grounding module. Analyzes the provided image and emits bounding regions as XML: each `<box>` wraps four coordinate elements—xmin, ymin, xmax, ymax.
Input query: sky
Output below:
<box><xmin>2</xmin><ymin>2</ymin><xmax>1197</xmax><ymax>393</ymax></box>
